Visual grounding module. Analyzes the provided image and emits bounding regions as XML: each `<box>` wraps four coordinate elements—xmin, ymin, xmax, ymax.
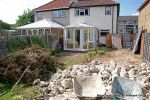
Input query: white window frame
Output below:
<box><xmin>75</xmin><ymin>8</ymin><xmax>90</xmax><ymax>16</ymax></box>
<box><xmin>37</xmin><ymin>12</ymin><xmax>42</xmax><ymax>20</ymax></box>
<box><xmin>52</xmin><ymin>10</ymin><xmax>65</xmax><ymax>18</ymax></box>
<box><xmin>105</xmin><ymin>6</ymin><xmax>111</xmax><ymax>15</ymax></box>
<box><xmin>100</xmin><ymin>30</ymin><xmax>109</xmax><ymax>36</ymax></box>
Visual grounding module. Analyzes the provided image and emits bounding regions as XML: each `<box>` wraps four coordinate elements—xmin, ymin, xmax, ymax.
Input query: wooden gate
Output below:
<box><xmin>111</xmin><ymin>34</ymin><xmax>123</xmax><ymax>49</ymax></box>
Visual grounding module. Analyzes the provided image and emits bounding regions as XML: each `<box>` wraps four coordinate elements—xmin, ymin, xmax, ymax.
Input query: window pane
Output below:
<box><xmin>37</xmin><ymin>12</ymin><xmax>42</xmax><ymax>19</ymax></box>
<box><xmin>53</xmin><ymin>10</ymin><xmax>65</xmax><ymax>17</ymax></box>
<box><xmin>101</xmin><ymin>30</ymin><xmax>109</xmax><ymax>36</ymax></box>
<box><xmin>76</xmin><ymin>9</ymin><xmax>79</xmax><ymax>15</ymax></box>
<box><xmin>105</xmin><ymin>6</ymin><xmax>111</xmax><ymax>15</ymax></box>
<box><xmin>80</xmin><ymin>11</ymin><xmax>84</xmax><ymax>15</ymax></box>
<box><xmin>89</xmin><ymin>29</ymin><xmax>93</xmax><ymax>41</ymax></box>
<box><xmin>89</xmin><ymin>42</ymin><xmax>94</xmax><ymax>49</ymax></box>
<box><xmin>85</xmin><ymin>9</ymin><xmax>89</xmax><ymax>15</ymax></box>
<box><xmin>67</xmin><ymin>29</ymin><xmax>73</xmax><ymax>48</ymax></box>
<box><xmin>22</xmin><ymin>30</ymin><xmax>27</xmax><ymax>35</ymax></box>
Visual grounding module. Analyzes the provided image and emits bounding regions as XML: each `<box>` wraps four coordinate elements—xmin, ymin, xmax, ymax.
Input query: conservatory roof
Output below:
<box><xmin>18</xmin><ymin>19</ymin><xmax>64</xmax><ymax>29</ymax></box>
<box><xmin>66</xmin><ymin>22</ymin><xmax>95</xmax><ymax>28</ymax></box>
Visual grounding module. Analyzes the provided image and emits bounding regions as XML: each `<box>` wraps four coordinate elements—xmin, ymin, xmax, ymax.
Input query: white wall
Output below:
<box><xmin>70</xmin><ymin>6</ymin><xmax>118</xmax><ymax>34</ymax></box>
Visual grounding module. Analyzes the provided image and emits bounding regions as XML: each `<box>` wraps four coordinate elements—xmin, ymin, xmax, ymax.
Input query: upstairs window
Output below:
<box><xmin>105</xmin><ymin>6</ymin><xmax>111</xmax><ymax>15</ymax></box>
<box><xmin>53</xmin><ymin>10</ymin><xmax>65</xmax><ymax>18</ymax></box>
<box><xmin>37</xmin><ymin>12</ymin><xmax>42</xmax><ymax>20</ymax></box>
<box><xmin>75</xmin><ymin>8</ymin><xmax>89</xmax><ymax>16</ymax></box>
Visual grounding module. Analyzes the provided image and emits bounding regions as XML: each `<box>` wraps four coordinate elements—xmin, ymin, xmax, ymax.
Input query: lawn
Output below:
<box><xmin>0</xmin><ymin>83</ymin><xmax>42</xmax><ymax>100</ymax></box>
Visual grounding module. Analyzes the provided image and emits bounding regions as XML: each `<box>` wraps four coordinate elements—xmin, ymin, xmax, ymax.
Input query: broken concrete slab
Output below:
<box><xmin>112</xmin><ymin>76</ymin><xmax>143</xmax><ymax>100</ymax></box>
<box><xmin>73</xmin><ymin>76</ymin><xmax>106</xmax><ymax>97</ymax></box>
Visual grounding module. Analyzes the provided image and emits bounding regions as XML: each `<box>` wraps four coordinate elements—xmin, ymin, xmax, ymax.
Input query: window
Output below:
<box><xmin>126</xmin><ymin>21</ymin><xmax>134</xmax><ymax>25</ymax></box>
<box><xmin>75</xmin><ymin>8</ymin><xmax>89</xmax><ymax>16</ymax></box>
<box><xmin>37</xmin><ymin>12</ymin><xmax>42</xmax><ymax>20</ymax></box>
<box><xmin>101</xmin><ymin>30</ymin><xmax>109</xmax><ymax>36</ymax></box>
<box><xmin>105</xmin><ymin>6</ymin><xmax>111</xmax><ymax>15</ymax></box>
<box><xmin>22</xmin><ymin>30</ymin><xmax>27</xmax><ymax>36</ymax></box>
<box><xmin>53</xmin><ymin>10</ymin><xmax>65</xmax><ymax>18</ymax></box>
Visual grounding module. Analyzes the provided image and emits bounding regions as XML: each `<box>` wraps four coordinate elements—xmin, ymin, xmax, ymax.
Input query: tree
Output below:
<box><xmin>0</xmin><ymin>20</ymin><xmax>11</xmax><ymax>30</ymax></box>
<box><xmin>16</xmin><ymin>9</ymin><xmax>34</xmax><ymax>27</ymax></box>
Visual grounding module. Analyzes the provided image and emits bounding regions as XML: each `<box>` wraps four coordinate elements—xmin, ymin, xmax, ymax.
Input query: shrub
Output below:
<box><xmin>30</xmin><ymin>36</ymin><xmax>48</xmax><ymax>48</ymax></box>
<box><xmin>6</xmin><ymin>37</ymin><xmax>28</xmax><ymax>53</ymax></box>
<box><xmin>6</xmin><ymin>36</ymin><xmax>48</xmax><ymax>53</ymax></box>
<box><xmin>51</xmin><ymin>48</ymin><xmax>61</xmax><ymax>55</ymax></box>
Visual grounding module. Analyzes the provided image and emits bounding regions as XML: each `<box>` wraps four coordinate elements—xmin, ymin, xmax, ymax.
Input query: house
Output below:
<box><xmin>138</xmin><ymin>0</ymin><xmax>150</xmax><ymax>62</ymax></box>
<box><xmin>117</xmin><ymin>16</ymin><xmax>138</xmax><ymax>47</ymax></box>
<box><xmin>19</xmin><ymin>0</ymin><xmax>120</xmax><ymax>51</ymax></box>
<box><xmin>117</xmin><ymin>16</ymin><xmax>138</xmax><ymax>34</ymax></box>
<box><xmin>138</xmin><ymin>0</ymin><xmax>150</xmax><ymax>32</ymax></box>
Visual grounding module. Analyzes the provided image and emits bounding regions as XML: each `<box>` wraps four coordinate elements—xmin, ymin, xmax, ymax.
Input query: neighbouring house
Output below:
<box><xmin>117</xmin><ymin>16</ymin><xmax>138</xmax><ymax>47</ymax></box>
<box><xmin>18</xmin><ymin>0</ymin><xmax>120</xmax><ymax>51</ymax></box>
<box><xmin>117</xmin><ymin>16</ymin><xmax>138</xmax><ymax>34</ymax></box>
<box><xmin>138</xmin><ymin>0</ymin><xmax>150</xmax><ymax>32</ymax></box>
<box><xmin>137</xmin><ymin>0</ymin><xmax>150</xmax><ymax>62</ymax></box>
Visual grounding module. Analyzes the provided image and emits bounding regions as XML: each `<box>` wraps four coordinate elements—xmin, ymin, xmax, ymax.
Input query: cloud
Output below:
<box><xmin>0</xmin><ymin>0</ymin><xmax>52</xmax><ymax>24</ymax></box>
<box><xmin>132</xmin><ymin>12</ymin><xmax>139</xmax><ymax>16</ymax></box>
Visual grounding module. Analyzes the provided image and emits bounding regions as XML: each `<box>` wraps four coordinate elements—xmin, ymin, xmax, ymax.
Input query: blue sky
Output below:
<box><xmin>118</xmin><ymin>0</ymin><xmax>144</xmax><ymax>15</ymax></box>
<box><xmin>0</xmin><ymin>0</ymin><xmax>144</xmax><ymax>24</ymax></box>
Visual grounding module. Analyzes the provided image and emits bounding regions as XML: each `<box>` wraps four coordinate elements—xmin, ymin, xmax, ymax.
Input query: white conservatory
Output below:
<box><xmin>64</xmin><ymin>22</ymin><xmax>98</xmax><ymax>51</ymax></box>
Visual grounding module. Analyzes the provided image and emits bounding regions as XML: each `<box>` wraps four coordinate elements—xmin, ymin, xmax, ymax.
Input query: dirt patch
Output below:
<box><xmin>57</xmin><ymin>49</ymin><xmax>145</xmax><ymax>68</ymax></box>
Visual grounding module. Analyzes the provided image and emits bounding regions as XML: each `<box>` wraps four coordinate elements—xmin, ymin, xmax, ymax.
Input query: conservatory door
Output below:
<box><xmin>74</xmin><ymin>29</ymin><xmax>80</xmax><ymax>49</ymax></box>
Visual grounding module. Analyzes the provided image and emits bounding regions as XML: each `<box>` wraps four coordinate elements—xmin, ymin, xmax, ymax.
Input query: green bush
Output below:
<box><xmin>31</xmin><ymin>36</ymin><xmax>48</xmax><ymax>48</ymax></box>
<box><xmin>51</xmin><ymin>48</ymin><xmax>61</xmax><ymax>55</ymax></box>
<box><xmin>6</xmin><ymin>37</ymin><xmax>28</xmax><ymax>53</ymax></box>
<box><xmin>6</xmin><ymin>36</ymin><xmax>48</xmax><ymax>53</ymax></box>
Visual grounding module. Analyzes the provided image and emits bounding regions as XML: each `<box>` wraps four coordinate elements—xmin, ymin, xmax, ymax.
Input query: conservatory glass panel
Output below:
<box><xmin>67</xmin><ymin>29</ymin><xmax>73</xmax><ymax>48</ymax></box>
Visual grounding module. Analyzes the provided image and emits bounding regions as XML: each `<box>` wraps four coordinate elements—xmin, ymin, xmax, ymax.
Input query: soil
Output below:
<box><xmin>57</xmin><ymin>49</ymin><xmax>145</xmax><ymax>67</ymax></box>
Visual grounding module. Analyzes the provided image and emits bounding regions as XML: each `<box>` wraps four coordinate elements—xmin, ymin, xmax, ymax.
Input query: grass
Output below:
<box><xmin>85</xmin><ymin>46</ymin><xmax>109</xmax><ymax>62</ymax></box>
<box><xmin>64</xmin><ymin>58</ymin><xmax>77</xmax><ymax>68</ymax></box>
<box><xmin>0</xmin><ymin>83</ymin><xmax>42</xmax><ymax>100</ymax></box>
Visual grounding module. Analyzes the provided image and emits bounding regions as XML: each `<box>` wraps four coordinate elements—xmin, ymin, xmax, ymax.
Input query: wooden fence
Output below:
<box><xmin>0</xmin><ymin>29</ymin><xmax>63</xmax><ymax>57</ymax></box>
<box><xmin>111</xmin><ymin>34</ymin><xmax>123</xmax><ymax>49</ymax></box>
<box><xmin>142</xmin><ymin>33</ymin><xmax>150</xmax><ymax>62</ymax></box>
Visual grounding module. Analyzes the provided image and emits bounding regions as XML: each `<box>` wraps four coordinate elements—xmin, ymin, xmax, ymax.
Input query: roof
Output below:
<box><xmin>118</xmin><ymin>16</ymin><xmax>138</xmax><ymax>22</ymax></box>
<box><xmin>34</xmin><ymin>0</ymin><xmax>70</xmax><ymax>11</ymax></box>
<box><xmin>66</xmin><ymin>22</ymin><xmax>95</xmax><ymax>28</ymax></box>
<box><xmin>18</xmin><ymin>19</ymin><xmax>64</xmax><ymax>29</ymax></box>
<box><xmin>34</xmin><ymin>0</ymin><xmax>119</xmax><ymax>11</ymax></box>
<box><xmin>138</xmin><ymin>0</ymin><xmax>150</xmax><ymax>11</ymax></box>
<box><xmin>71</xmin><ymin>0</ymin><xmax>119</xmax><ymax>8</ymax></box>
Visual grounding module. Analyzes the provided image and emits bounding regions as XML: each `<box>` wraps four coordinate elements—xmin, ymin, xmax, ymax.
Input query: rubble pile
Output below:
<box><xmin>33</xmin><ymin>60</ymin><xmax>150</xmax><ymax>100</ymax></box>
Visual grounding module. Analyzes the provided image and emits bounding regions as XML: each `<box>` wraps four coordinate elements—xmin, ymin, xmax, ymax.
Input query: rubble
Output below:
<box><xmin>33</xmin><ymin>60</ymin><xmax>150</xmax><ymax>100</ymax></box>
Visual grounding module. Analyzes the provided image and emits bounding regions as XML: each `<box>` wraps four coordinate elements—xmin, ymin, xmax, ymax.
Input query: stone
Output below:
<box><xmin>62</xmin><ymin>70</ymin><xmax>71</xmax><ymax>78</ymax></box>
<box><xmin>92</xmin><ymin>73</ymin><xmax>98</xmax><ymax>76</ymax></box>
<box><xmin>112</xmin><ymin>77</ymin><xmax>143</xmax><ymax>100</ymax></box>
<box><xmin>120</xmin><ymin>67</ymin><xmax>127</xmax><ymax>77</ymax></box>
<box><xmin>51</xmin><ymin>86</ymin><xmax>60</xmax><ymax>96</ymax></box>
<box><xmin>111</xmin><ymin>67</ymin><xmax>119</xmax><ymax>81</ymax></box>
<box><xmin>89</xmin><ymin>66</ymin><xmax>99</xmax><ymax>73</ymax></box>
<box><xmin>128</xmin><ymin>68</ymin><xmax>135</xmax><ymax>80</ymax></box>
<box><xmin>33</xmin><ymin>79</ymin><xmax>41</xmax><ymax>86</ymax></box>
<box><xmin>141</xmin><ymin>63</ymin><xmax>147</xmax><ymax>69</ymax></box>
<box><xmin>109</xmin><ymin>60</ymin><xmax>116</xmax><ymax>70</ymax></box>
<box><xmin>59</xmin><ymin>86</ymin><xmax>65</xmax><ymax>94</ymax></box>
<box><xmin>39</xmin><ymin>81</ymin><xmax>49</xmax><ymax>87</ymax></box>
<box><xmin>73</xmin><ymin>76</ymin><xmax>106</xmax><ymax>97</ymax></box>
<box><xmin>61</xmin><ymin>78</ymin><xmax>73</xmax><ymax>89</ymax></box>
<box><xmin>91</xmin><ymin>60</ymin><xmax>101</xmax><ymax>65</ymax></box>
